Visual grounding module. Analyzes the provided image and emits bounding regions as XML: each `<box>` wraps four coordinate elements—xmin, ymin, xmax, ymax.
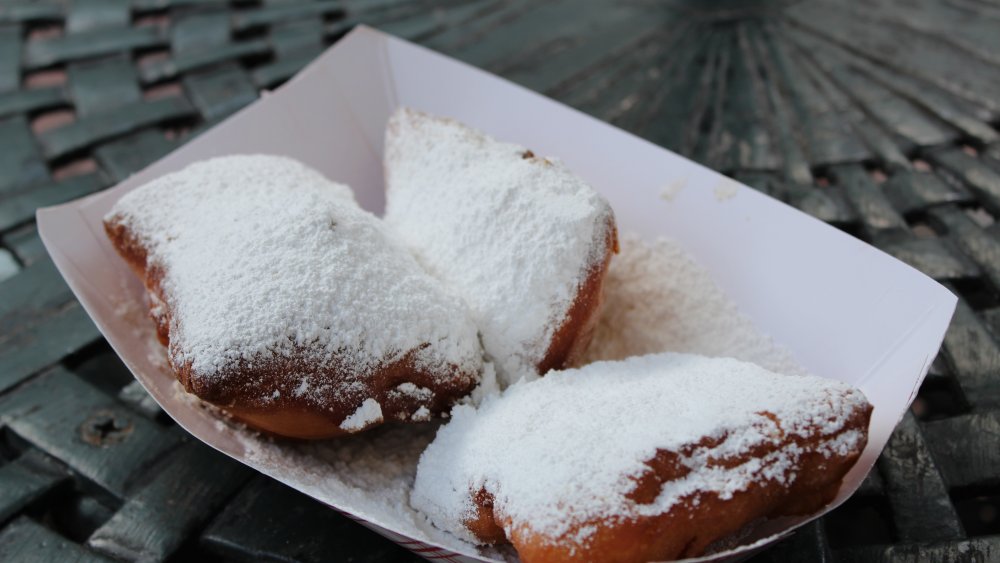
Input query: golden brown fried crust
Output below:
<box><xmin>104</xmin><ymin>216</ymin><xmax>479</xmax><ymax>440</ymax></box>
<box><xmin>537</xmin><ymin>213</ymin><xmax>619</xmax><ymax>375</ymax></box>
<box><xmin>467</xmin><ymin>489</ymin><xmax>508</xmax><ymax>544</ymax></box>
<box><xmin>466</xmin><ymin>402</ymin><xmax>872</xmax><ymax>563</ymax></box>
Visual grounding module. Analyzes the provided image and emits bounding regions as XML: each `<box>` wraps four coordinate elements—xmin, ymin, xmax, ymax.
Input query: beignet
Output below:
<box><xmin>384</xmin><ymin>108</ymin><xmax>618</xmax><ymax>383</ymax></box>
<box><xmin>104</xmin><ymin>155</ymin><xmax>483</xmax><ymax>439</ymax></box>
<box><xmin>412</xmin><ymin>352</ymin><xmax>872</xmax><ymax>562</ymax></box>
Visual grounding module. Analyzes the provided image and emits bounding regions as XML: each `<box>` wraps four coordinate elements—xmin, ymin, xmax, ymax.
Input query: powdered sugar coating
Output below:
<box><xmin>412</xmin><ymin>353</ymin><xmax>869</xmax><ymax>545</ymax></box>
<box><xmin>107</xmin><ymin>155</ymin><xmax>483</xmax><ymax>407</ymax></box>
<box><xmin>384</xmin><ymin>108</ymin><xmax>614</xmax><ymax>385</ymax></box>
<box><xmin>341</xmin><ymin>399</ymin><xmax>384</xmax><ymax>431</ymax></box>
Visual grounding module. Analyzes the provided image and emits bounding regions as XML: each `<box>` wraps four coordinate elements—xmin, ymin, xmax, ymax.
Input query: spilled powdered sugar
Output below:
<box><xmin>384</xmin><ymin>108</ymin><xmax>614</xmax><ymax>385</ymax></box>
<box><xmin>107</xmin><ymin>155</ymin><xmax>482</xmax><ymax>405</ymax></box>
<box><xmin>583</xmin><ymin>234</ymin><xmax>803</xmax><ymax>375</ymax></box>
<box><xmin>210</xmin><ymin>232</ymin><xmax>816</xmax><ymax>560</ymax></box>
<box><xmin>411</xmin><ymin>354</ymin><xmax>868</xmax><ymax>545</ymax></box>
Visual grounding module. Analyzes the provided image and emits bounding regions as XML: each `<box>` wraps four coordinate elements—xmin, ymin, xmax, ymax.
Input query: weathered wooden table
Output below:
<box><xmin>1</xmin><ymin>0</ymin><xmax>999</xmax><ymax>561</ymax></box>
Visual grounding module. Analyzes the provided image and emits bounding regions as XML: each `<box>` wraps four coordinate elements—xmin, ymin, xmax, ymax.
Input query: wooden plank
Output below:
<box><xmin>656</xmin><ymin>34</ymin><xmax>722</xmax><ymax>155</ymax></box>
<box><xmin>414</xmin><ymin>0</ymin><xmax>530</xmax><ymax>51</ymax></box>
<box><xmin>792</xmin><ymin>41</ymin><xmax>950</xmax><ymax>156</ymax></box>
<box><xmin>783</xmin><ymin>27</ymin><xmax>910</xmax><ymax>171</ymax></box>
<box><xmin>501</xmin><ymin>9</ymin><xmax>668</xmax><ymax>96</ymax></box>
<box><xmin>87</xmin><ymin>442</ymin><xmax>252</xmax><ymax>561</ymax></box>
<box><xmin>0</xmin><ymin>115</ymin><xmax>50</xmax><ymax>196</ymax></box>
<box><xmin>862</xmin><ymin>0</ymin><xmax>1000</xmax><ymax>72</ymax></box>
<box><xmin>785</xmin><ymin>183</ymin><xmax>859</xmax><ymax>225</ymax></box>
<box><xmin>0</xmin><ymin>367</ymin><xmax>180</xmax><ymax>499</ymax></box>
<box><xmin>985</xmin><ymin>143</ymin><xmax>1000</xmax><ymax>174</ymax></box>
<box><xmin>0</xmin><ymin>3</ymin><xmax>64</xmax><ymax>24</ymax></box>
<box><xmin>0</xmin><ymin>450</ymin><xmax>70</xmax><ymax>523</ymax></box>
<box><xmin>787</xmin><ymin>2</ymin><xmax>1000</xmax><ymax>116</ymax></box>
<box><xmin>251</xmin><ymin>48</ymin><xmax>323</xmax><ymax>88</ymax></box>
<box><xmin>38</xmin><ymin>96</ymin><xmax>195</xmax><ymax>159</ymax></box>
<box><xmin>882</xmin><ymin>171</ymin><xmax>972</xmax><ymax>216</ymax></box>
<box><xmin>929</xmin><ymin>205</ymin><xmax>1000</xmax><ymax>292</ymax></box>
<box><xmin>938</xmin><ymin>292</ymin><xmax>1000</xmax><ymax>411</ymax></box>
<box><xmin>982</xmin><ymin>308</ymin><xmax>1000</xmax><ymax>340</ymax></box>
<box><xmin>391</xmin><ymin>1</ymin><xmax>543</xmax><ymax>61</ymax></box>
<box><xmin>873</xmin><ymin>232</ymin><xmax>979</xmax><ymax>282</ymax></box>
<box><xmin>692</xmin><ymin>33</ymin><xmax>744</xmax><ymax>172</ymax></box>
<box><xmin>831</xmin><ymin>164</ymin><xmax>907</xmax><ymax>236</ymax></box>
<box><xmin>56</xmin><ymin>495</ymin><xmax>115</xmax><ymax>545</ymax></box>
<box><xmin>603</xmin><ymin>26</ymin><xmax>705</xmax><ymax>152</ymax></box>
<box><xmin>94</xmin><ymin>129</ymin><xmax>176</xmax><ymax>183</ymax></box>
<box><xmin>140</xmin><ymin>40</ymin><xmax>270</xmax><ymax>83</ymax></box>
<box><xmin>765</xmin><ymin>29</ymin><xmax>871</xmax><ymax>167</ymax></box>
<box><xmin>0</xmin><ymin>257</ymin><xmax>74</xmax><ymax>332</ymax></box>
<box><xmin>733</xmin><ymin>172</ymin><xmax>783</xmax><ymax>199</ymax></box>
<box><xmin>836</xmin><ymin>535</ymin><xmax>1000</xmax><ymax>563</ymax></box>
<box><xmin>233</xmin><ymin>0</ymin><xmax>342</xmax><ymax>31</ymax></box>
<box><xmin>0</xmin><ymin>86</ymin><xmax>68</xmax><ymax>119</ymax></box>
<box><xmin>0</xmin><ymin>24</ymin><xmax>20</xmax><ymax>93</ymax></box>
<box><xmin>268</xmin><ymin>19</ymin><xmax>324</xmax><ymax>56</ymax></box>
<box><xmin>751</xmin><ymin>29</ymin><xmax>821</xmax><ymax>180</ymax></box>
<box><xmin>923</xmin><ymin>411</ymin><xmax>1000</xmax><ymax>489</ymax></box>
<box><xmin>877</xmin><ymin>412</ymin><xmax>964</xmax><ymax>542</ymax></box>
<box><xmin>66</xmin><ymin>55</ymin><xmax>141</xmax><ymax>117</ymax></box>
<box><xmin>856</xmin><ymin>469</ymin><xmax>885</xmax><ymax>498</ymax></box>
<box><xmin>181</xmin><ymin>63</ymin><xmax>258</xmax><ymax>121</ymax></box>
<box><xmin>857</xmin><ymin>61</ymin><xmax>997</xmax><ymax>145</ymax></box>
<box><xmin>748</xmin><ymin>23</ymin><xmax>812</xmax><ymax>184</ymax></box>
<box><xmin>703</xmin><ymin>23</ymin><xmax>783</xmax><ymax>174</ymax></box>
<box><xmin>69</xmin><ymin>346</ymin><xmax>139</xmax><ymax>397</ymax></box>
<box><xmin>0</xmin><ymin>517</ymin><xmax>113</xmax><ymax>563</ymax></box>
<box><xmin>132</xmin><ymin>0</ymin><xmax>228</xmax><ymax>11</ymax></box>
<box><xmin>927</xmin><ymin>148</ymin><xmax>1000</xmax><ymax>217</ymax></box>
<box><xmin>445</xmin><ymin>1</ymin><xmax>603</xmax><ymax>70</ymax></box>
<box><xmin>168</xmin><ymin>9</ymin><xmax>231</xmax><ymax>55</ymax></box>
<box><xmin>23</xmin><ymin>27</ymin><xmax>166</xmax><ymax>69</ymax></box>
<box><xmin>201</xmin><ymin>476</ymin><xmax>423</xmax><ymax>562</ymax></box>
<box><xmin>65</xmin><ymin>0</ymin><xmax>131</xmax><ymax>34</ymax></box>
<box><xmin>0</xmin><ymin>173</ymin><xmax>105</xmax><ymax>233</ymax></box>
<box><xmin>799</xmin><ymin>4</ymin><xmax>998</xmax><ymax>143</ymax></box>
<box><xmin>0</xmin><ymin>249</ymin><xmax>17</xmax><ymax>283</ymax></box>
<box><xmin>827</xmin><ymin>65</ymin><xmax>954</xmax><ymax>150</ymax></box>
<box><xmin>0</xmin><ymin>301</ymin><xmax>101</xmax><ymax>393</ymax></box>
<box><xmin>556</xmin><ymin>25</ymin><xmax>675</xmax><ymax>116</ymax></box>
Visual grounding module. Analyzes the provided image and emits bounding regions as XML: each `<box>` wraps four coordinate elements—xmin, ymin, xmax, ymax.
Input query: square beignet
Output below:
<box><xmin>104</xmin><ymin>155</ymin><xmax>484</xmax><ymax>439</ymax></box>
<box><xmin>384</xmin><ymin>108</ymin><xmax>618</xmax><ymax>384</ymax></box>
<box><xmin>412</xmin><ymin>352</ymin><xmax>872</xmax><ymax>562</ymax></box>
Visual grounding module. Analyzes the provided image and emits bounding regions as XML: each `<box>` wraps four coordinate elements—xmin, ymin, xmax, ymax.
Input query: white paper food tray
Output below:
<box><xmin>36</xmin><ymin>26</ymin><xmax>956</xmax><ymax>563</ymax></box>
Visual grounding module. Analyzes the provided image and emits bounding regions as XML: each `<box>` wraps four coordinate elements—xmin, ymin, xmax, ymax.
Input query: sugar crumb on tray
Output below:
<box><xmin>582</xmin><ymin>233</ymin><xmax>803</xmax><ymax>375</ymax></box>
